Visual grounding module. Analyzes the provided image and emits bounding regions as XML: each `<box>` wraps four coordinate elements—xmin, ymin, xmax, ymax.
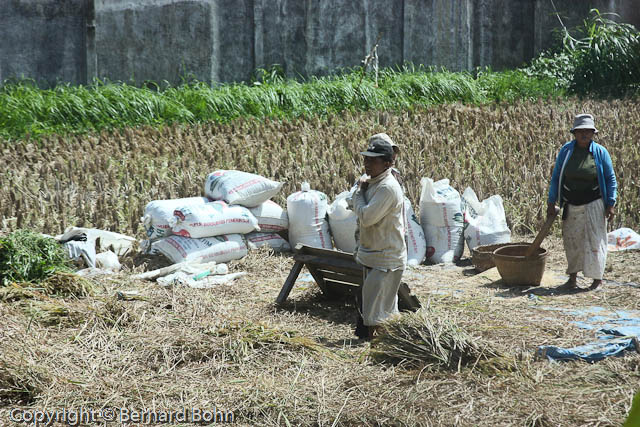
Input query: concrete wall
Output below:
<box><xmin>0</xmin><ymin>0</ymin><xmax>90</xmax><ymax>86</ymax></box>
<box><xmin>94</xmin><ymin>0</ymin><xmax>215</xmax><ymax>84</ymax></box>
<box><xmin>2</xmin><ymin>0</ymin><xmax>640</xmax><ymax>87</ymax></box>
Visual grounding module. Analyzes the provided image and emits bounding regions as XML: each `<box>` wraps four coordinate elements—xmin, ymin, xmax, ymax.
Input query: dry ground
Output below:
<box><xmin>1</xmin><ymin>233</ymin><xmax>639</xmax><ymax>426</ymax></box>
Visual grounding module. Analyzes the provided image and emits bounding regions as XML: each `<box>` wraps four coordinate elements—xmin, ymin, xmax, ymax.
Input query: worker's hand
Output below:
<box><xmin>358</xmin><ymin>176</ymin><xmax>369</xmax><ymax>192</ymax></box>
<box><xmin>546</xmin><ymin>203</ymin><xmax>559</xmax><ymax>218</ymax></box>
<box><xmin>605</xmin><ymin>205</ymin><xmax>615</xmax><ymax>222</ymax></box>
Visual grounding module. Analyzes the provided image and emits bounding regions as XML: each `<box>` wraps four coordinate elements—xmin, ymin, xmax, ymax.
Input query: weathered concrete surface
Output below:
<box><xmin>473</xmin><ymin>0</ymin><xmax>536</xmax><ymax>69</ymax></box>
<box><xmin>2</xmin><ymin>0</ymin><xmax>640</xmax><ymax>86</ymax></box>
<box><xmin>404</xmin><ymin>0</ymin><xmax>473</xmax><ymax>71</ymax></box>
<box><xmin>0</xmin><ymin>0</ymin><xmax>90</xmax><ymax>87</ymax></box>
<box><xmin>95</xmin><ymin>0</ymin><xmax>215</xmax><ymax>85</ymax></box>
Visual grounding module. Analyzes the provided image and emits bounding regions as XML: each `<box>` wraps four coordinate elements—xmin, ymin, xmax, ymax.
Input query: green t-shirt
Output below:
<box><xmin>562</xmin><ymin>145</ymin><xmax>600</xmax><ymax>205</ymax></box>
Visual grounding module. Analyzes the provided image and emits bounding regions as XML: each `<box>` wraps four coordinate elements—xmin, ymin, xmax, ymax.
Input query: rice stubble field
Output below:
<box><xmin>1</xmin><ymin>98</ymin><xmax>640</xmax><ymax>425</ymax></box>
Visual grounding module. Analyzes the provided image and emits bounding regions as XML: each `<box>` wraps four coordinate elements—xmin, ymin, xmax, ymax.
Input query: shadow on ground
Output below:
<box><xmin>483</xmin><ymin>280</ymin><xmax>592</xmax><ymax>298</ymax></box>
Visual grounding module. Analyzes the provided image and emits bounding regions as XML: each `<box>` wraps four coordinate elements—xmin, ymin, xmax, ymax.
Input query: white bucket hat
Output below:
<box><xmin>570</xmin><ymin>114</ymin><xmax>598</xmax><ymax>134</ymax></box>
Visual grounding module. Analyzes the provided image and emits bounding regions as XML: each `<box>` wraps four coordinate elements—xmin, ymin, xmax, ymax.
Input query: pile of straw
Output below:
<box><xmin>0</xmin><ymin>272</ymin><xmax>96</xmax><ymax>302</ymax></box>
<box><xmin>371</xmin><ymin>308</ymin><xmax>502</xmax><ymax>370</ymax></box>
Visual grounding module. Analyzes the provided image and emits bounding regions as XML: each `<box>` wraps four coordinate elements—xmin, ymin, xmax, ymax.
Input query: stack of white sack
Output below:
<box><xmin>245</xmin><ymin>232</ymin><xmax>291</xmax><ymax>252</ymax></box>
<box><xmin>245</xmin><ymin>199</ymin><xmax>290</xmax><ymax>252</ymax></box>
<box><xmin>170</xmin><ymin>201</ymin><xmax>260</xmax><ymax>238</ymax></box>
<box><xmin>141</xmin><ymin>197</ymin><xmax>210</xmax><ymax>239</ymax></box>
<box><xmin>287</xmin><ymin>182</ymin><xmax>332</xmax><ymax>250</ymax></box>
<box><xmin>248</xmin><ymin>200</ymin><xmax>289</xmax><ymax>233</ymax></box>
<box><xmin>419</xmin><ymin>178</ymin><xmax>464</xmax><ymax>263</ymax></box>
<box><xmin>327</xmin><ymin>191</ymin><xmax>357</xmax><ymax>253</ymax></box>
<box><xmin>203</xmin><ymin>170</ymin><xmax>290</xmax><ymax>253</ymax></box>
<box><xmin>141</xmin><ymin>171</ymin><xmax>291</xmax><ymax>265</ymax></box>
<box><xmin>404</xmin><ymin>197</ymin><xmax>427</xmax><ymax>265</ymax></box>
<box><xmin>204</xmin><ymin>170</ymin><xmax>283</xmax><ymax>207</ymax></box>
<box><xmin>461</xmin><ymin>187</ymin><xmax>511</xmax><ymax>252</ymax></box>
<box><xmin>151</xmin><ymin>234</ymin><xmax>248</xmax><ymax>264</ymax></box>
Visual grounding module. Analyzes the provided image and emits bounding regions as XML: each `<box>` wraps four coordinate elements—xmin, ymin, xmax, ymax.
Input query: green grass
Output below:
<box><xmin>0</xmin><ymin>230</ymin><xmax>72</xmax><ymax>285</ymax></box>
<box><xmin>0</xmin><ymin>68</ymin><xmax>560</xmax><ymax>142</ymax></box>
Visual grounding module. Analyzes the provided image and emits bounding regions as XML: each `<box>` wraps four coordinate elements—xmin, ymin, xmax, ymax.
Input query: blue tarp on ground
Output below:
<box><xmin>536</xmin><ymin>307</ymin><xmax>640</xmax><ymax>362</ymax></box>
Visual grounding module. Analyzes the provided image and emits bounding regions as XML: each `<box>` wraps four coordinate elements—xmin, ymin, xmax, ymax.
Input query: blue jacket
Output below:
<box><xmin>548</xmin><ymin>140</ymin><xmax>617</xmax><ymax>207</ymax></box>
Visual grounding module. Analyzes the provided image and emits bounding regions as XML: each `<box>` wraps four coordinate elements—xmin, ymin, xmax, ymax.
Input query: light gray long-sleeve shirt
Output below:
<box><xmin>349</xmin><ymin>168</ymin><xmax>406</xmax><ymax>270</ymax></box>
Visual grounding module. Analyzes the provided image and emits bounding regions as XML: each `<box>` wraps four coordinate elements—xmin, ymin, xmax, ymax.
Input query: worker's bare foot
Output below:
<box><xmin>558</xmin><ymin>279</ymin><xmax>578</xmax><ymax>290</ymax></box>
<box><xmin>589</xmin><ymin>279</ymin><xmax>602</xmax><ymax>290</ymax></box>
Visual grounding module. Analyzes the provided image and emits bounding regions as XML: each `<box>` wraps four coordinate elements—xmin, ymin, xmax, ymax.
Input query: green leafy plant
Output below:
<box><xmin>568</xmin><ymin>10</ymin><xmax>640</xmax><ymax>95</ymax></box>
<box><xmin>0</xmin><ymin>230</ymin><xmax>72</xmax><ymax>285</ymax></box>
<box><xmin>523</xmin><ymin>9</ymin><xmax>640</xmax><ymax>96</ymax></box>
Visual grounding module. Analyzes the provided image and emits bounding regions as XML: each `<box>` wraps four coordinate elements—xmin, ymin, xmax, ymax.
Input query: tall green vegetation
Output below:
<box><xmin>523</xmin><ymin>9</ymin><xmax>640</xmax><ymax>96</ymax></box>
<box><xmin>0</xmin><ymin>68</ymin><xmax>558</xmax><ymax>142</ymax></box>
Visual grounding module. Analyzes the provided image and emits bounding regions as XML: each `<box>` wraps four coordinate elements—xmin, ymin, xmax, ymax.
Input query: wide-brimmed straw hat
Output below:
<box><xmin>570</xmin><ymin>114</ymin><xmax>598</xmax><ymax>134</ymax></box>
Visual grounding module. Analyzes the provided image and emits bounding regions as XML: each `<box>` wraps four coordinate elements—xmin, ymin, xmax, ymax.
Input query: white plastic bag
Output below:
<box><xmin>151</xmin><ymin>234</ymin><xmax>248</xmax><ymax>264</ymax></box>
<box><xmin>419</xmin><ymin>178</ymin><xmax>464</xmax><ymax>263</ymax></box>
<box><xmin>404</xmin><ymin>197</ymin><xmax>427</xmax><ymax>266</ymax></box>
<box><xmin>63</xmin><ymin>240</ymin><xmax>96</xmax><ymax>268</ymax></box>
<box><xmin>607</xmin><ymin>228</ymin><xmax>640</xmax><ymax>251</ymax></box>
<box><xmin>58</xmin><ymin>227</ymin><xmax>137</xmax><ymax>257</ymax></box>
<box><xmin>327</xmin><ymin>191</ymin><xmax>357</xmax><ymax>253</ymax></box>
<box><xmin>248</xmin><ymin>200</ymin><xmax>289</xmax><ymax>232</ymax></box>
<box><xmin>141</xmin><ymin>197</ymin><xmax>209</xmax><ymax>240</ymax></box>
<box><xmin>170</xmin><ymin>201</ymin><xmax>260</xmax><ymax>238</ymax></box>
<box><xmin>461</xmin><ymin>187</ymin><xmax>511</xmax><ymax>251</ymax></box>
<box><xmin>287</xmin><ymin>182</ymin><xmax>332</xmax><ymax>249</ymax></box>
<box><xmin>245</xmin><ymin>232</ymin><xmax>291</xmax><ymax>252</ymax></box>
<box><xmin>204</xmin><ymin>170</ymin><xmax>283</xmax><ymax>207</ymax></box>
<box><xmin>95</xmin><ymin>250</ymin><xmax>121</xmax><ymax>271</ymax></box>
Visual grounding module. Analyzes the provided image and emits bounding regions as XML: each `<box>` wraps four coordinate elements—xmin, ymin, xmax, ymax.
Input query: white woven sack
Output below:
<box><xmin>246</xmin><ymin>232</ymin><xmax>291</xmax><ymax>252</ymax></box>
<box><xmin>461</xmin><ymin>187</ymin><xmax>511</xmax><ymax>251</ymax></box>
<box><xmin>141</xmin><ymin>197</ymin><xmax>209</xmax><ymax>240</ymax></box>
<box><xmin>248</xmin><ymin>200</ymin><xmax>289</xmax><ymax>232</ymax></box>
<box><xmin>327</xmin><ymin>191</ymin><xmax>358</xmax><ymax>253</ymax></box>
<box><xmin>607</xmin><ymin>228</ymin><xmax>640</xmax><ymax>251</ymax></box>
<box><xmin>404</xmin><ymin>197</ymin><xmax>427</xmax><ymax>266</ymax></box>
<box><xmin>170</xmin><ymin>201</ymin><xmax>260</xmax><ymax>239</ymax></box>
<box><xmin>419</xmin><ymin>178</ymin><xmax>463</xmax><ymax>228</ymax></box>
<box><xmin>423</xmin><ymin>224</ymin><xmax>464</xmax><ymax>264</ymax></box>
<box><xmin>204</xmin><ymin>170</ymin><xmax>283</xmax><ymax>207</ymax></box>
<box><xmin>287</xmin><ymin>182</ymin><xmax>332</xmax><ymax>249</ymax></box>
<box><xmin>151</xmin><ymin>234</ymin><xmax>248</xmax><ymax>264</ymax></box>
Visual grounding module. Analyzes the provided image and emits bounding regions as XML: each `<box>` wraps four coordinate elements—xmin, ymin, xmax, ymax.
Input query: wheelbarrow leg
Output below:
<box><xmin>276</xmin><ymin>261</ymin><xmax>304</xmax><ymax>304</ymax></box>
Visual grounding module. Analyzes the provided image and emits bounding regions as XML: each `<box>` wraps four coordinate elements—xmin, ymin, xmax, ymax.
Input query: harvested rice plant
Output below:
<box><xmin>1</xmin><ymin>98</ymin><xmax>638</xmax><ymax>238</ymax></box>
<box><xmin>1</xmin><ymin>96</ymin><xmax>639</xmax><ymax>426</ymax></box>
<box><xmin>1</xmin><ymin>9</ymin><xmax>640</xmax><ymax>425</ymax></box>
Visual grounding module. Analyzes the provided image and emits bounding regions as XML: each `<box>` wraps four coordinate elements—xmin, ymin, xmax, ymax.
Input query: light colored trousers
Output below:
<box><xmin>562</xmin><ymin>198</ymin><xmax>607</xmax><ymax>280</ymax></box>
<box><xmin>361</xmin><ymin>267</ymin><xmax>403</xmax><ymax>326</ymax></box>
